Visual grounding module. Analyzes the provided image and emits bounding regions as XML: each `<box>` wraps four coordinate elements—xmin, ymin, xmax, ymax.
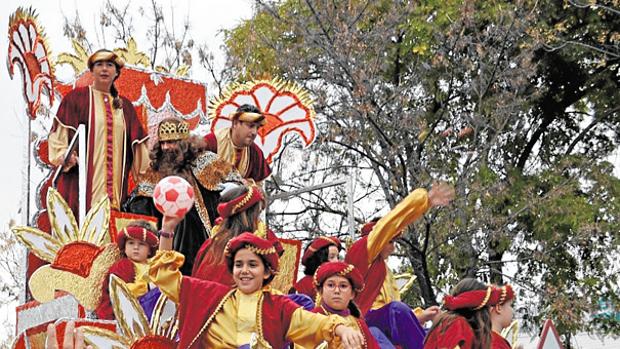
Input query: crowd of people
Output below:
<box><xmin>46</xmin><ymin>49</ymin><xmax>520</xmax><ymax>349</ymax></box>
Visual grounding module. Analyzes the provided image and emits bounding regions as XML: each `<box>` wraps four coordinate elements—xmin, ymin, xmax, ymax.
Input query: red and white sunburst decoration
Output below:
<box><xmin>7</xmin><ymin>7</ymin><xmax>54</xmax><ymax>119</ymax></box>
<box><xmin>210</xmin><ymin>79</ymin><xmax>317</xmax><ymax>163</ymax></box>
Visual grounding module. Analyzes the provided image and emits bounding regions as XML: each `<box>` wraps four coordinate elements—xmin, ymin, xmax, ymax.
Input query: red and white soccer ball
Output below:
<box><xmin>153</xmin><ymin>176</ymin><xmax>195</xmax><ymax>218</ymax></box>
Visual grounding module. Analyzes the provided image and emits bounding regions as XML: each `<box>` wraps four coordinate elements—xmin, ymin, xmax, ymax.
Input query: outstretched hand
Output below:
<box><xmin>428</xmin><ymin>182</ymin><xmax>455</xmax><ymax>208</ymax></box>
<box><xmin>46</xmin><ymin>321</ymin><xmax>92</xmax><ymax>349</ymax></box>
<box><xmin>335</xmin><ymin>324</ymin><xmax>364</xmax><ymax>349</ymax></box>
<box><xmin>417</xmin><ymin>305</ymin><xmax>441</xmax><ymax>324</ymax></box>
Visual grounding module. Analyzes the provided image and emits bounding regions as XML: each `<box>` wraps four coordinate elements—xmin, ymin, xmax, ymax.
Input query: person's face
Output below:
<box><xmin>379</xmin><ymin>236</ymin><xmax>398</xmax><ymax>259</ymax></box>
<box><xmin>92</xmin><ymin>61</ymin><xmax>118</xmax><ymax>89</ymax></box>
<box><xmin>496</xmin><ymin>299</ymin><xmax>514</xmax><ymax>329</ymax></box>
<box><xmin>231</xmin><ymin>120</ymin><xmax>260</xmax><ymax>147</ymax></box>
<box><xmin>327</xmin><ymin>245</ymin><xmax>340</xmax><ymax>262</ymax></box>
<box><xmin>233</xmin><ymin>248</ymin><xmax>271</xmax><ymax>294</ymax></box>
<box><xmin>124</xmin><ymin>239</ymin><xmax>150</xmax><ymax>263</ymax></box>
<box><xmin>320</xmin><ymin>275</ymin><xmax>355</xmax><ymax>311</ymax></box>
<box><xmin>160</xmin><ymin>140</ymin><xmax>179</xmax><ymax>151</ymax></box>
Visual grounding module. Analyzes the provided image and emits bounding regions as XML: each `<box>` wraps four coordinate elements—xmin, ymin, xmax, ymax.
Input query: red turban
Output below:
<box><xmin>301</xmin><ymin>236</ymin><xmax>342</xmax><ymax>265</ymax></box>
<box><xmin>313</xmin><ymin>261</ymin><xmax>364</xmax><ymax>292</ymax></box>
<box><xmin>217</xmin><ymin>185</ymin><xmax>264</xmax><ymax>219</ymax></box>
<box><xmin>225</xmin><ymin>232</ymin><xmax>279</xmax><ymax>272</ymax></box>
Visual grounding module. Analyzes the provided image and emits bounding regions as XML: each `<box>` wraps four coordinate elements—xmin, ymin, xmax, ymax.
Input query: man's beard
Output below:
<box><xmin>156</xmin><ymin>148</ymin><xmax>189</xmax><ymax>177</ymax></box>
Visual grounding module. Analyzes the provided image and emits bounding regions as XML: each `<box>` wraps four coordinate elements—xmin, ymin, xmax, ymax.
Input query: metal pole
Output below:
<box><xmin>347</xmin><ymin>174</ymin><xmax>355</xmax><ymax>241</ymax></box>
<box><xmin>77</xmin><ymin>124</ymin><xmax>86</xmax><ymax>226</ymax></box>
<box><xmin>268</xmin><ymin>180</ymin><xmax>347</xmax><ymax>202</ymax></box>
<box><xmin>19</xmin><ymin>117</ymin><xmax>32</xmax><ymax>304</ymax></box>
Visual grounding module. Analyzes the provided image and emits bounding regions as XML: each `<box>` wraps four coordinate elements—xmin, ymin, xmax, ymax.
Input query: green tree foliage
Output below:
<box><xmin>224</xmin><ymin>0</ymin><xmax>620</xmax><ymax>342</ymax></box>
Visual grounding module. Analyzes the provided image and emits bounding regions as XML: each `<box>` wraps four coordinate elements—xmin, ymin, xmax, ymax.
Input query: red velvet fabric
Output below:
<box><xmin>344</xmin><ymin>236</ymin><xmax>387</xmax><ymax>315</ymax></box>
<box><xmin>294</xmin><ymin>275</ymin><xmax>317</xmax><ymax>300</ymax></box>
<box><xmin>491</xmin><ymin>331</ymin><xmax>512</xmax><ymax>349</ymax></box>
<box><xmin>177</xmin><ymin>276</ymin><xmax>299</xmax><ymax>349</ymax></box>
<box><xmin>95</xmin><ymin>258</ymin><xmax>135</xmax><ymax>320</ymax></box>
<box><xmin>423</xmin><ymin>316</ymin><xmax>475</xmax><ymax>349</ymax></box>
<box><xmin>203</xmin><ymin>132</ymin><xmax>271</xmax><ymax>182</ymax></box>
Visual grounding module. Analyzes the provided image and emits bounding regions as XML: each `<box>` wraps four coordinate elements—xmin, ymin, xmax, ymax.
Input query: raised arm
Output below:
<box><xmin>367</xmin><ymin>182</ymin><xmax>455</xmax><ymax>263</ymax></box>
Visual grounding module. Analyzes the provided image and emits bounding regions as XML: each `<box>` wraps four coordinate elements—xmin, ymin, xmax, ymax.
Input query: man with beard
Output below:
<box><xmin>126</xmin><ymin>117</ymin><xmax>241</xmax><ymax>275</ymax></box>
<box><xmin>203</xmin><ymin>104</ymin><xmax>271</xmax><ymax>184</ymax></box>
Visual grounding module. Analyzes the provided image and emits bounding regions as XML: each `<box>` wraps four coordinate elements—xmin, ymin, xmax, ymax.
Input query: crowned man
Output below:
<box><xmin>127</xmin><ymin>117</ymin><xmax>241</xmax><ymax>275</ymax></box>
<box><xmin>203</xmin><ymin>104</ymin><xmax>271</xmax><ymax>184</ymax></box>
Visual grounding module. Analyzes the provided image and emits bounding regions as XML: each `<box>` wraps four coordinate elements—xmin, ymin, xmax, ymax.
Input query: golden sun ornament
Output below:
<box><xmin>12</xmin><ymin>188</ymin><xmax>118</xmax><ymax>310</ymax></box>
<box><xmin>81</xmin><ymin>275</ymin><xmax>178</xmax><ymax>349</ymax></box>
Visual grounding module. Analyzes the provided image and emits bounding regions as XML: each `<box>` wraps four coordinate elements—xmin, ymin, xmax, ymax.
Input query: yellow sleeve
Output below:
<box><xmin>131</xmin><ymin>141</ymin><xmax>150</xmax><ymax>179</ymax></box>
<box><xmin>367</xmin><ymin>188</ymin><xmax>429</xmax><ymax>263</ymax></box>
<box><xmin>286</xmin><ymin>308</ymin><xmax>347</xmax><ymax>348</ymax></box>
<box><xmin>147</xmin><ymin>250</ymin><xmax>185</xmax><ymax>303</ymax></box>
<box><xmin>48</xmin><ymin>124</ymin><xmax>70</xmax><ymax>166</ymax></box>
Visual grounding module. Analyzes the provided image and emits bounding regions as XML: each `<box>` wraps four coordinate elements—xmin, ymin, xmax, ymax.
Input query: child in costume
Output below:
<box><xmin>295</xmin><ymin>236</ymin><xmax>342</xmax><ymax>300</ymax></box>
<box><xmin>424</xmin><ymin>278</ymin><xmax>512</xmax><ymax>349</ymax></box>
<box><xmin>345</xmin><ymin>182</ymin><xmax>454</xmax><ymax>349</ymax></box>
<box><xmin>149</xmin><ymin>232</ymin><xmax>365</xmax><ymax>348</ymax></box>
<box><xmin>95</xmin><ymin>221</ymin><xmax>158</xmax><ymax>320</ymax></box>
<box><xmin>192</xmin><ymin>183</ymin><xmax>283</xmax><ymax>286</ymax></box>
<box><xmin>490</xmin><ymin>284</ymin><xmax>516</xmax><ymax>349</ymax></box>
<box><xmin>313</xmin><ymin>261</ymin><xmax>398</xmax><ymax>349</ymax></box>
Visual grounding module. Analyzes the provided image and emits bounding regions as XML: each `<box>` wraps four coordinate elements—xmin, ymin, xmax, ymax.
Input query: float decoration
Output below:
<box><xmin>82</xmin><ymin>275</ymin><xmax>178</xmax><ymax>349</ymax></box>
<box><xmin>12</xmin><ymin>188</ymin><xmax>118</xmax><ymax>310</ymax></box>
<box><xmin>7</xmin><ymin>7</ymin><xmax>55</xmax><ymax>119</ymax></box>
<box><xmin>210</xmin><ymin>79</ymin><xmax>317</xmax><ymax>163</ymax></box>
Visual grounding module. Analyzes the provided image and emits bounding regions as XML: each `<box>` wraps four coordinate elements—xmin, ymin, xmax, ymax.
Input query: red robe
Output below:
<box><xmin>312</xmin><ymin>306</ymin><xmax>380</xmax><ymax>349</ymax></box>
<box><xmin>345</xmin><ymin>236</ymin><xmax>387</xmax><ymax>315</ymax></box>
<box><xmin>51</xmin><ymin>86</ymin><xmax>147</xmax><ymax>215</ymax></box>
<box><xmin>294</xmin><ymin>275</ymin><xmax>317</xmax><ymax>300</ymax></box>
<box><xmin>95</xmin><ymin>258</ymin><xmax>135</xmax><ymax>320</ymax></box>
<box><xmin>177</xmin><ymin>276</ymin><xmax>300</xmax><ymax>349</ymax></box>
<box><xmin>491</xmin><ymin>331</ymin><xmax>512</xmax><ymax>349</ymax></box>
<box><xmin>204</xmin><ymin>132</ymin><xmax>271</xmax><ymax>182</ymax></box>
<box><xmin>190</xmin><ymin>239</ymin><xmax>234</xmax><ymax>286</ymax></box>
<box><xmin>424</xmin><ymin>316</ymin><xmax>475</xmax><ymax>349</ymax></box>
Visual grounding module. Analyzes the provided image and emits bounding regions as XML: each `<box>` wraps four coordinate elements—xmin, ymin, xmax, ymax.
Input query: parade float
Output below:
<box><xmin>7</xmin><ymin>7</ymin><xmax>317</xmax><ymax>348</ymax></box>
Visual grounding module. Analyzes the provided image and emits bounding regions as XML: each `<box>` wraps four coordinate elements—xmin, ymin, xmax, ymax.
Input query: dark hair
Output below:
<box><xmin>226</xmin><ymin>248</ymin><xmax>275</xmax><ymax>286</ymax></box>
<box><xmin>237</xmin><ymin>104</ymin><xmax>261</xmax><ymax>114</ymax></box>
<box><xmin>303</xmin><ymin>245</ymin><xmax>332</xmax><ymax>276</ymax></box>
<box><xmin>119</xmin><ymin>220</ymin><xmax>158</xmax><ymax>258</ymax></box>
<box><xmin>231</xmin><ymin>104</ymin><xmax>262</xmax><ymax>125</ymax></box>
<box><xmin>425</xmin><ymin>278</ymin><xmax>492</xmax><ymax>349</ymax></box>
<box><xmin>202</xmin><ymin>185</ymin><xmax>264</xmax><ymax>266</ymax></box>
<box><xmin>150</xmin><ymin>134</ymin><xmax>206</xmax><ymax>179</ymax></box>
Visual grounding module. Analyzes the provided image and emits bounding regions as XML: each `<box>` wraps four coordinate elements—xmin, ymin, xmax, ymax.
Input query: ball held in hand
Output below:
<box><xmin>153</xmin><ymin>176</ymin><xmax>194</xmax><ymax>218</ymax></box>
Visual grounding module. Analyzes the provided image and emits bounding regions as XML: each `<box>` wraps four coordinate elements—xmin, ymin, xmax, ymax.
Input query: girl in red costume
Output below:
<box><xmin>295</xmin><ymin>236</ymin><xmax>342</xmax><ymax>300</ymax></box>
<box><xmin>95</xmin><ymin>221</ymin><xmax>158</xmax><ymax>320</ymax></box>
<box><xmin>490</xmin><ymin>284</ymin><xmax>517</xmax><ymax>349</ymax></box>
<box><xmin>312</xmin><ymin>261</ymin><xmax>391</xmax><ymax>349</ymax></box>
<box><xmin>191</xmin><ymin>183</ymin><xmax>282</xmax><ymax>286</ymax></box>
<box><xmin>424</xmin><ymin>279</ymin><xmax>515</xmax><ymax>349</ymax></box>
<box><xmin>149</xmin><ymin>232</ymin><xmax>366</xmax><ymax>348</ymax></box>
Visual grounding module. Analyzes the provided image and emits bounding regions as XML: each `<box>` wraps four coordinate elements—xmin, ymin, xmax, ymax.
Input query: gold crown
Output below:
<box><xmin>158</xmin><ymin>120</ymin><xmax>190</xmax><ymax>141</ymax></box>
